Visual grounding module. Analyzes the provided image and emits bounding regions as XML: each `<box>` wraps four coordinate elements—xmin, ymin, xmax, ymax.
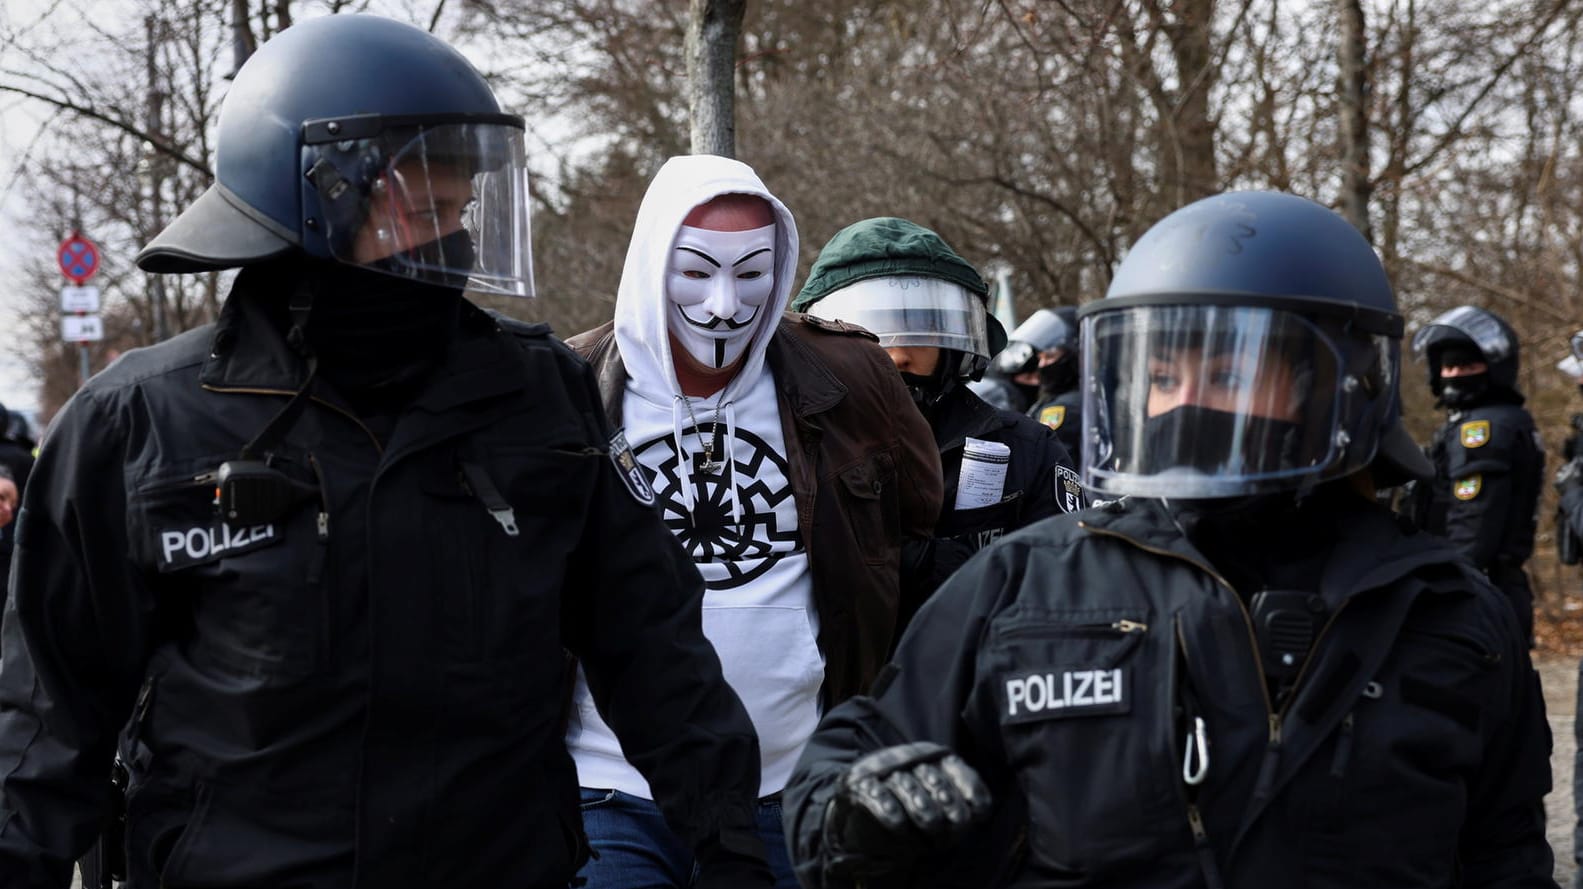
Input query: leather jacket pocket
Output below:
<box><xmin>837</xmin><ymin>453</ymin><xmax>898</xmax><ymax>565</ymax></box>
<box><xmin>985</xmin><ymin>611</ymin><xmax>1176</xmax><ymax>873</ymax></box>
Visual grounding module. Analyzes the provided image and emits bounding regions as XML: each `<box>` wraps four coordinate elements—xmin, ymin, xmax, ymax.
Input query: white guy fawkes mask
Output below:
<box><xmin>666</xmin><ymin>223</ymin><xmax>777</xmax><ymax>369</ymax></box>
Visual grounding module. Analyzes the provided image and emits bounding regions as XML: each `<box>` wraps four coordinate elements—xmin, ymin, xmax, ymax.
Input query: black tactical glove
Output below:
<box><xmin>820</xmin><ymin>742</ymin><xmax>992</xmax><ymax>879</ymax></box>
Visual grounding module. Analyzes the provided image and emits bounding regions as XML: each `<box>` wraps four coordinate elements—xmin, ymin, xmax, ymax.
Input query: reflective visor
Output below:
<box><xmin>1082</xmin><ymin>305</ymin><xmax>1348</xmax><ymax>499</ymax></box>
<box><xmin>1410</xmin><ymin>306</ymin><xmax>1511</xmax><ymax>362</ymax></box>
<box><xmin>806</xmin><ymin>277</ymin><xmax>990</xmax><ymax>357</ymax></box>
<box><xmin>306</xmin><ymin>120</ymin><xmax>534</xmax><ymax>297</ymax></box>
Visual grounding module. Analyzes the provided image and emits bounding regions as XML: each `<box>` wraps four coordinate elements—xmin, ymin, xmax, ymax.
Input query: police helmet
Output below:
<box><xmin>795</xmin><ymin>217</ymin><xmax>996</xmax><ymax>382</ymax></box>
<box><xmin>137</xmin><ymin>15</ymin><xmax>535</xmax><ymax>297</ymax></box>
<box><xmin>991</xmin><ymin>307</ymin><xmax>1077</xmax><ymax>377</ymax></box>
<box><xmin>1409</xmin><ymin>306</ymin><xmax>1519</xmax><ymax>401</ymax></box>
<box><xmin>1079</xmin><ymin>191</ymin><xmax>1430</xmax><ymax>499</ymax></box>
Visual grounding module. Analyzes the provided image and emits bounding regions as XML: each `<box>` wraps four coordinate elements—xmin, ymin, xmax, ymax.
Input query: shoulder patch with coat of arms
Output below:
<box><xmin>608</xmin><ymin>429</ymin><xmax>656</xmax><ymax>506</ymax></box>
<box><xmin>1459</xmin><ymin>420</ymin><xmax>1491</xmax><ymax>448</ymax></box>
<box><xmin>1453</xmin><ymin>474</ymin><xmax>1482</xmax><ymax>501</ymax></box>
<box><xmin>1055</xmin><ymin>464</ymin><xmax>1084</xmax><ymax>513</ymax></box>
<box><xmin>1038</xmin><ymin>405</ymin><xmax>1066</xmax><ymax>431</ymax></box>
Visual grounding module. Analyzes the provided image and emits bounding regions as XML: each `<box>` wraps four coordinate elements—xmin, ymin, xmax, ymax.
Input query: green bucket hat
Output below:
<box><xmin>793</xmin><ymin>217</ymin><xmax>1007</xmax><ymax>354</ymax></box>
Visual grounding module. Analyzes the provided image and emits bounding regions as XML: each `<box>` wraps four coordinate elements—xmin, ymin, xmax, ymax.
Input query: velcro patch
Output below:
<box><xmin>1001</xmin><ymin>667</ymin><xmax>1129</xmax><ymax>724</ymax></box>
<box><xmin>1453</xmin><ymin>474</ymin><xmax>1482</xmax><ymax>501</ymax></box>
<box><xmin>1460</xmin><ymin>420</ymin><xmax>1490</xmax><ymax>448</ymax></box>
<box><xmin>1038</xmin><ymin>404</ymin><xmax>1066</xmax><ymax>430</ymax></box>
<box><xmin>608</xmin><ymin>430</ymin><xmax>656</xmax><ymax>506</ymax></box>
<box><xmin>157</xmin><ymin>522</ymin><xmax>279</xmax><ymax>571</ymax></box>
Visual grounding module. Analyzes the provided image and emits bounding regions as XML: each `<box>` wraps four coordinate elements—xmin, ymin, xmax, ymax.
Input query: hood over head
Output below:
<box><xmin>614</xmin><ymin>155</ymin><xmax>799</xmax><ymax>406</ymax></box>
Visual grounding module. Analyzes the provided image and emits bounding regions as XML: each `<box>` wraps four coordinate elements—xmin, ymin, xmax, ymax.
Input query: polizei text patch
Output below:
<box><xmin>1002</xmin><ymin>668</ymin><xmax>1130</xmax><ymax>723</ymax></box>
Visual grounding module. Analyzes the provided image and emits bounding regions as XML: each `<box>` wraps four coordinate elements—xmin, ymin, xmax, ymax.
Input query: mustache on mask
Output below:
<box><xmin>679</xmin><ymin>305</ymin><xmax>760</xmax><ymax>331</ymax></box>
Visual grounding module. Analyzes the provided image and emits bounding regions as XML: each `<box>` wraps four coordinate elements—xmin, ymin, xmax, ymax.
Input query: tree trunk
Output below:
<box><xmin>1337</xmin><ymin>0</ymin><xmax>1373</xmax><ymax>240</ymax></box>
<box><xmin>685</xmin><ymin>0</ymin><xmax>745</xmax><ymax>158</ymax></box>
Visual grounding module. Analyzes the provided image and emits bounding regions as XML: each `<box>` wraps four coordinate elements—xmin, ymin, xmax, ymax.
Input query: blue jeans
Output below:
<box><xmin>575</xmin><ymin>787</ymin><xmax>798</xmax><ymax>889</ymax></box>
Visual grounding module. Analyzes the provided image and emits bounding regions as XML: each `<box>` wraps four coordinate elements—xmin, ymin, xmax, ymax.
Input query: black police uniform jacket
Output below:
<box><xmin>909</xmin><ymin>386</ymin><xmax>1077</xmax><ymax>604</ymax></box>
<box><xmin>1414</xmin><ymin>400</ymin><xmax>1543</xmax><ymax>639</ymax></box>
<box><xmin>0</xmin><ymin>286</ymin><xmax>764</xmax><ymax>889</ymax></box>
<box><xmin>1027</xmin><ymin>387</ymin><xmax>1083</xmax><ymax>466</ymax></box>
<box><xmin>786</xmin><ymin>496</ymin><xmax>1554</xmax><ymax>888</ymax></box>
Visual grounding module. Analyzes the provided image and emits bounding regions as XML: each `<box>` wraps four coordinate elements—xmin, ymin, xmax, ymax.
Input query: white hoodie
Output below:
<box><xmin>567</xmin><ymin>155</ymin><xmax>824</xmax><ymax>799</ymax></box>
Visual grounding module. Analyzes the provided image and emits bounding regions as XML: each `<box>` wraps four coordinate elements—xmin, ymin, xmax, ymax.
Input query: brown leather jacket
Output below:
<box><xmin>565</xmin><ymin>313</ymin><xmax>943</xmax><ymax>705</ymax></box>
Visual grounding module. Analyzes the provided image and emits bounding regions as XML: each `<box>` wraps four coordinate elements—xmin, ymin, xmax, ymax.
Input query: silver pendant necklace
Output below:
<box><xmin>680</xmin><ymin>395</ymin><xmax>726</xmax><ymax>474</ymax></box>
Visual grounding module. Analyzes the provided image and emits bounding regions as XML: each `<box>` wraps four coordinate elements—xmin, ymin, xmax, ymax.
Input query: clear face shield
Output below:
<box><xmin>1082</xmin><ymin>305</ymin><xmax>1381</xmax><ymax>499</ymax></box>
<box><xmin>805</xmin><ymin>277</ymin><xmax>990</xmax><ymax>357</ymax></box>
<box><xmin>302</xmin><ymin>114</ymin><xmax>535</xmax><ymax>297</ymax></box>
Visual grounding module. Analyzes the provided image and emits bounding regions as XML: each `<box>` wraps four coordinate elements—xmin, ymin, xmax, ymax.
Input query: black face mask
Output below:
<box><xmin>1437</xmin><ymin>371</ymin><xmax>1489</xmax><ymax>408</ymax></box>
<box><xmin>367</xmin><ymin>227</ymin><xmax>477</xmax><ymax>290</ymax></box>
<box><xmin>899</xmin><ymin>351</ymin><xmax>963</xmax><ymax>414</ymax></box>
<box><xmin>1038</xmin><ymin>354</ymin><xmax>1078</xmax><ymax>397</ymax></box>
<box><xmin>1139</xmin><ymin>405</ymin><xmax>1301</xmax><ymax>477</ymax></box>
<box><xmin>300</xmin><ymin>238</ymin><xmax>470</xmax><ymax>408</ymax></box>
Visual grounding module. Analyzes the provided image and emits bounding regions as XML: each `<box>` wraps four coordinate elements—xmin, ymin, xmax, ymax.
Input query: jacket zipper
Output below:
<box><xmin>1081</xmin><ymin>520</ymin><xmax>1351</xmax><ymax>874</ymax></box>
<box><xmin>997</xmin><ymin>618</ymin><xmax>1148</xmax><ymax>639</ymax></box>
<box><xmin>200</xmin><ymin>384</ymin><xmax>385</xmax><ymax>456</ymax></box>
<box><xmin>458</xmin><ymin>461</ymin><xmax>520</xmax><ymax>537</ymax></box>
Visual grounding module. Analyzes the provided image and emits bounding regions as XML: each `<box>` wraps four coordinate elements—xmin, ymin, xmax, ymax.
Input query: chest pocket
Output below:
<box><xmin>128</xmin><ymin>453</ymin><xmax>325</xmax><ymax>683</ymax></box>
<box><xmin>937</xmin><ymin>492</ymin><xmax>1023</xmax><ymax>552</ymax></box>
<box><xmin>836</xmin><ymin>452</ymin><xmax>899</xmax><ymax>565</ymax></box>
<box><xmin>419</xmin><ymin>445</ymin><xmax>587</xmax><ymax>669</ymax></box>
<box><xmin>982</xmin><ymin>609</ymin><xmax>1178</xmax><ymax>871</ymax></box>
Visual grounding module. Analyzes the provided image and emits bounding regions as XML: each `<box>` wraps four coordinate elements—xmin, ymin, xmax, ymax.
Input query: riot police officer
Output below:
<box><xmin>1407</xmin><ymin>306</ymin><xmax>1544</xmax><ymax>646</ymax></box>
<box><xmin>992</xmin><ymin>308</ymin><xmax>1084</xmax><ymax>463</ymax></box>
<box><xmin>793</xmin><ymin>217</ymin><xmax>1080</xmax><ymax>608</ymax></box>
<box><xmin>0</xmin><ymin>15</ymin><xmax>771</xmax><ymax>889</ymax></box>
<box><xmin>784</xmin><ymin>192</ymin><xmax>1555</xmax><ymax>888</ymax></box>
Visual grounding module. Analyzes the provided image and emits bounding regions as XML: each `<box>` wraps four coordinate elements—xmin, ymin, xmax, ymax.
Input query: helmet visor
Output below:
<box><xmin>806</xmin><ymin>277</ymin><xmax>990</xmax><ymax>357</ymax></box>
<box><xmin>991</xmin><ymin>341</ymin><xmax>1039</xmax><ymax>376</ymax></box>
<box><xmin>307</xmin><ymin>120</ymin><xmax>535</xmax><ymax>297</ymax></box>
<box><xmin>1007</xmin><ymin>309</ymin><xmax>1076</xmax><ymax>353</ymax></box>
<box><xmin>1082</xmin><ymin>305</ymin><xmax>1348</xmax><ymax>499</ymax></box>
<box><xmin>1410</xmin><ymin>306</ymin><xmax>1511</xmax><ymax>363</ymax></box>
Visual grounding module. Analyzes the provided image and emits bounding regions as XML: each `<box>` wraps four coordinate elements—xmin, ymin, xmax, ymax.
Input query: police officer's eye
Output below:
<box><xmin>1211</xmin><ymin>370</ymin><xmax>1245</xmax><ymax>388</ymax></box>
<box><xmin>1149</xmin><ymin>371</ymin><xmax>1179</xmax><ymax>391</ymax></box>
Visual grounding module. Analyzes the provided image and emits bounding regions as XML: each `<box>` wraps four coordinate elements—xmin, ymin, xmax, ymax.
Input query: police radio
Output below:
<box><xmin>1248</xmin><ymin>589</ymin><xmax>1327</xmax><ymax>694</ymax></box>
<box><xmin>216</xmin><ymin>459</ymin><xmax>319</xmax><ymax>526</ymax></box>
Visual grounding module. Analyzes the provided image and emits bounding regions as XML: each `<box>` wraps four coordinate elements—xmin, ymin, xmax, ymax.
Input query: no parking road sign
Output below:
<box><xmin>57</xmin><ymin>233</ymin><xmax>100</xmax><ymax>284</ymax></box>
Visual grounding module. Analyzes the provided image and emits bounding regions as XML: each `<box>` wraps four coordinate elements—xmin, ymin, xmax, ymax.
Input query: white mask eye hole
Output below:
<box><xmin>737</xmin><ymin>270</ymin><xmax>763</xmax><ymax>280</ymax></box>
<box><xmin>683</xmin><ymin>269</ymin><xmax>711</xmax><ymax>280</ymax></box>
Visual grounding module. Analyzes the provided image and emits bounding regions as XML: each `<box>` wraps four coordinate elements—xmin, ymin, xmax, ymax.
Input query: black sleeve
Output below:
<box><xmin>1457</xmin><ymin>589</ymin><xmax>1557</xmax><ymax>887</ymax></box>
<box><xmin>1022</xmin><ymin>427</ymin><xmax>1076</xmax><ymax>521</ymax></box>
<box><xmin>557</xmin><ymin>356</ymin><xmax>765</xmax><ymax>857</ymax></box>
<box><xmin>1563</xmin><ymin>483</ymin><xmax>1583</xmax><ymax>542</ymax></box>
<box><xmin>0</xmin><ymin>390</ymin><xmax>154</xmax><ymax>889</ymax></box>
<box><xmin>786</xmin><ymin>545</ymin><xmax>1015</xmax><ymax>889</ymax></box>
<box><xmin>1443</xmin><ymin>429</ymin><xmax>1520</xmax><ymax>570</ymax></box>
